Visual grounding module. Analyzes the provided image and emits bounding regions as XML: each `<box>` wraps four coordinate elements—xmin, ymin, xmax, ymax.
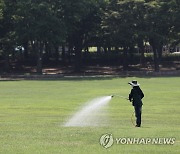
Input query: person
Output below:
<box><xmin>128</xmin><ymin>80</ymin><xmax>144</xmax><ymax>127</ymax></box>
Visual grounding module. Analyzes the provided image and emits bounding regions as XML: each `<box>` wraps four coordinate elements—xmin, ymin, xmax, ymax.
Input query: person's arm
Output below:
<box><xmin>140</xmin><ymin>88</ymin><xmax>144</xmax><ymax>99</ymax></box>
<box><xmin>129</xmin><ymin>89</ymin><xmax>133</xmax><ymax>102</ymax></box>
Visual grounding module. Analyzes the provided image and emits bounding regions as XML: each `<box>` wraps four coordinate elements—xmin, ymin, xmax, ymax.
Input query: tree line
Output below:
<box><xmin>0</xmin><ymin>0</ymin><xmax>179</xmax><ymax>73</ymax></box>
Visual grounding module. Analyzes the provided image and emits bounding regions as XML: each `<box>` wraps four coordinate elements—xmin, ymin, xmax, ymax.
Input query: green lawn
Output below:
<box><xmin>0</xmin><ymin>77</ymin><xmax>179</xmax><ymax>154</ymax></box>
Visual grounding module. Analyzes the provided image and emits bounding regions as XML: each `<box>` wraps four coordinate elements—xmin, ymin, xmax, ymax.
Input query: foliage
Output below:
<box><xmin>0</xmin><ymin>0</ymin><xmax>179</xmax><ymax>73</ymax></box>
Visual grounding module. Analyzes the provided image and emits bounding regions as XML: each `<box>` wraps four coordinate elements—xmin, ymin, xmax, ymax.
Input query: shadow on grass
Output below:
<box><xmin>21</xmin><ymin>76</ymin><xmax>180</xmax><ymax>81</ymax></box>
<box><xmin>0</xmin><ymin>79</ymin><xmax>21</xmax><ymax>82</ymax></box>
<box><xmin>1</xmin><ymin>74</ymin><xmax>180</xmax><ymax>81</ymax></box>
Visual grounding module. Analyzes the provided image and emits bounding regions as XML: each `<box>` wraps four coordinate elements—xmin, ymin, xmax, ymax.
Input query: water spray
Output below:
<box><xmin>64</xmin><ymin>96</ymin><xmax>111</xmax><ymax>127</ymax></box>
<box><xmin>64</xmin><ymin>95</ymin><xmax>134</xmax><ymax>127</ymax></box>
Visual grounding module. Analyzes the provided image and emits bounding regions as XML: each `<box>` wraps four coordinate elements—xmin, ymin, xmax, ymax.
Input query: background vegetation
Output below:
<box><xmin>0</xmin><ymin>0</ymin><xmax>180</xmax><ymax>73</ymax></box>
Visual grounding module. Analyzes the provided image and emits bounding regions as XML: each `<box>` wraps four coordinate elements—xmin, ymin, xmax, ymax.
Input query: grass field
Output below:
<box><xmin>0</xmin><ymin>77</ymin><xmax>180</xmax><ymax>154</ymax></box>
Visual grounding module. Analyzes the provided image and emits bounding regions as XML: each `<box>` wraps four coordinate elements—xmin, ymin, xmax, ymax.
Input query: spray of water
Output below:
<box><xmin>64</xmin><ymin>96</ymin><xmax>112</xmax><ymax>127</ymax></box>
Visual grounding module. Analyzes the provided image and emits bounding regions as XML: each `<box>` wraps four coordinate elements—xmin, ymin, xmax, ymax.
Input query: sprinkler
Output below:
<box><xmin>111</xmin><ymin>95</ymin><xmax>114</xmax><ymax>98</ymax></box>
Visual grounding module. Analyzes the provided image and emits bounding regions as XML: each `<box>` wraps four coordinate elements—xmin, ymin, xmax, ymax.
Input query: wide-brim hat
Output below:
<box><xmin>128</xmin><ymin>80</ymin><xmax>140</xmax><ymax>86</ymax></box>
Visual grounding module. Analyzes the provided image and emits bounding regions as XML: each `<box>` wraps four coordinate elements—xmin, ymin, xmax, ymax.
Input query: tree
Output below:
<box><xmin>103</xmin><ymin>0</ymin><xmax>140</xmax><ymax>70</ymax></box>
<box><xmin>15</xmin><ymin>0</ymin><xmax>66</xmax><ymax>74</ymax></box>
<box><xmin>132</xmin><ymin>0</ymin><xmax>149</xmax><ymax>65</ymax></box>
<box><xmin>145</xmin><ymin>0</ymin><xmax>176</xmax><ymax>71</ymax></box>
<box><xmin>103</xmin><ymin>0</ymin><xmax>179</xmax><ymax>71</ymax></box>
<box><xmin>0</xmin><ymin>0</ymin><xmax>4</xmax><ymax>19</ymax></box>
<box><xmin>168</xmin><ymin>0</ymin><xmax>180</xmax><ymax>47</ymax></box>
<box><xmin>0</xmin><ymin>0</ymin><xmax>17</xmax><ymax>72</ymax></box>
<box><xmin>1</xmin><ymin>0</ymin><xmax>179</xmax><ymax>74</ymax></box>
<box><xmin>65</xmin><ymin>0</ymin><xmax>105</xmax><ymax>72</ymax></box>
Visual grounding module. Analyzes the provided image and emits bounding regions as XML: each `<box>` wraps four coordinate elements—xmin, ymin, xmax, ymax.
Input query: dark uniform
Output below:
<box><xmin>129</xmin><ymin>85</ymin><xmax>144</xmax><ymax>127</ymax></box>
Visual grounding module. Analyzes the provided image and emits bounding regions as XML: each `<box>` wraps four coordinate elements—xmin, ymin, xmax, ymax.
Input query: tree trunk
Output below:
<box><xmin>30</xmin><ymin>40</ymin><xmax>36</xmax><ymax>56</ymax></box>
<box><xmin>97</xmin><ymin>46</ymin><xmax>101</xmax><ymax>55</ymax></box>
<box><xmin>74</xmin><ymin>46</ymin><xmax>82</xmax><ymax>72</ymax></box>
<box><xmin>108</xmin><ymin>46</ymin><xmax>111</xmax><ymax>52</ymax></box>
<box><xmin>44</xmin><ymin>42</ymin><xmax>50</xmax><ymax>63</ymax></box>
<box><xmin>140</xmin><ymin>49</ymin><xmax>145</xmax><ymax>65</ymax></box>
<box><xmin>157</xmin><ymin>45</ymin><xmax>163</xmax><ymax>63</ymax></box>
<box><xmin>23</xmin><ymin>41</ymin><xmax>29</xmax><ymax>59</ymax></box>
<box><xmin>54</xmin><ymin>45</ymin><xmax>59</xmax><ymax>62</ymax></box>
<box><xmin>123</xmin><ymin>47</ymin><xmax>128</xmax><ymax>71</ymax></box>
<box><xmin>103</xmin><ymin>47</ymin><xmax>107</xmax><ymax>53</ymax></box>
<box><xmin>149</xmin><ymin>39</ymin><xmax>160</xmax><ymax>72</ymax></box>
<box><xmin>36</xmin><ymin>41</ymin><xmax>43</xmax><ymax>74</ymax></box>
<box><xmin>68</xmin><ymin>45</ymin><xmax>72</xmax><ymax>63</ymax></box>
<box><xmin>138</xmin><ymin>39</ymin><xmax>145</xmax><ymax>65</ymax></box>
<box><xmin>3</xmin><ymin>44</ymin><xmax>11</xmax><ymax>72</ymax></box>
<box><xmin>4</xmin><ymin>52</ymin><xmax>10</xmax><ymax>72</ymax></box>
<box><xmin>74</xmin><ymin>35</ymin><xmax>83</xmax><ymax>72</ymax></box>
<box><xmin>61</xmin><ymin>44</ymin><xmax>66</xmax><ymax>64</ymax></box>
<box><xmin>153</xmin><ymin>49</ymin><xmax>159</xmax><ymax>72</ymax></box>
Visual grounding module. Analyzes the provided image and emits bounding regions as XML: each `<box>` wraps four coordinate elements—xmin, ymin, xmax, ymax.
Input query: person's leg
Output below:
<box><xmin>134</xmin><ymin>106</ymin><xmax>138</xmax><ymax>126</ymax></box>
<box><xmin>134</xmin><ymin>106</ymin><xmax>142</xmax><ymax>127</ymax></box>
<box><xmin>138</xmin><ymin>106</ymin><xmax>142</xmax><ymax>126</ymax></box>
